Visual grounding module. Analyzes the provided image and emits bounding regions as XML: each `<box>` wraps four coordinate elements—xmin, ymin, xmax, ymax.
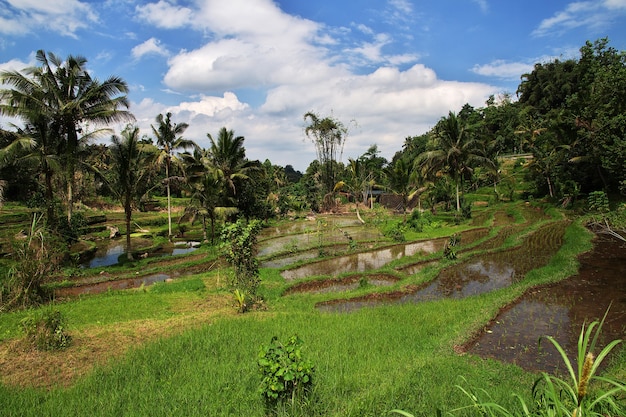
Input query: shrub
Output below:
<box><xmin>1</xmin><ymin>215</ymin><xmax>61</xmax><ymax>312</ymax></box>
<box><xmin>258</xmin><ymin>335</ymin><xmax>314</xmax><ymax>408</ymax></box>
<box><xmin>587</xmin><ymin>191</ymin><xmax>610</xmax><ymax>213</ymax></box>
<box><xmin>21</xmin><ymin>308</ymin><xmax>72</xmax><ymax>351</ymax></box>
<box><xmin>220</xmin><ymin>219</ymin><xmax>263</xmax><ymax>306</ymax></box>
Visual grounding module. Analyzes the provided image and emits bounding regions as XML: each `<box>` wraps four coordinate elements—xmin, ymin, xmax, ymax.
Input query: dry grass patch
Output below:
<box><xmin>0</xmin><ymin>292</ymin><xmax>235</xmax><ymax>390</ymax></box>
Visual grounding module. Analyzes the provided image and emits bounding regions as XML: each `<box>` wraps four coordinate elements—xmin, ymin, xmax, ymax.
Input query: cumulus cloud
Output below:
<box><xmin>134</xmin><ymin>0</ymin><xmax>193</xmax><ymax>29</ymax></box>
<box><xmin>131</xmin><ymin>38</ymin><xmax>169</xmax><ymax>60</ymax></box>
<box><xmin>127</xmin><ymin>0</ymin><xmax>500</xmax><ymax>169</ymax></box>
<box><xmin>1</xmin><ymin>0</ymin><xmax>98</xmax><ymax>37</ymax></box>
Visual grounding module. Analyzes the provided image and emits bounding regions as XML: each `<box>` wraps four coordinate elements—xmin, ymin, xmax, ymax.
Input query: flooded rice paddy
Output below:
<box><xmin>465</xmin><ymin>236</ymin><xmax>626</xmax><ymax>373</ymax></box>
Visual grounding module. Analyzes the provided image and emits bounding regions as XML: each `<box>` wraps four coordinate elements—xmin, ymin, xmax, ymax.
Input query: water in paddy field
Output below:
<box><xmin>316</xmin><ymin>221</ymin><xmax>568</xmax><ymax>311</ymax></box>
<box><xmin>465</xmin><ymin>236</ymin><xmax>626</xmax><ymax>374</ymax></box>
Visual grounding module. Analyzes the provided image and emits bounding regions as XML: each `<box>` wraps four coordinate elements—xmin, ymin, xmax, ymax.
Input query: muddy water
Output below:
<box><xmin>258</xmin><ymin>226</ymin><xmax>382</xmax><ymax>257</ymax></box>
<box><xmin>316</xmin><ymin>221</ymin><xmax>568</xmax><ymax>312</ymax></box>
<box><xmin>281</xmin><ymin>228</ymin><xmax>490</xmax><ymax>281</ymax></box>
<box><xmin>281</xmin><ymin>238</ymin><xmax>449</xmax><ymax>281</ymax></box>
<box><xmin>285</xmin><ymin>274</ymin><xmax>399</xmax><ymax>295</ymax></box>
<box><xmin>55</xmin><ymin>273</ymin><xmax>172</xmax><ymax>297</ymax></box>
<box><xmin>465</xmin><ymin>237</ymin><xmax>626</xmax><ymax>373</ymax></box>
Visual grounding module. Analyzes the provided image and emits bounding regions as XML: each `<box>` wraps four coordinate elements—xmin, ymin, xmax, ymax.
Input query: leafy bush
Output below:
<box><xmin>21</xmin><ymin>308</ymin><xmax>72</xmax><ymax>351</ymax></box>
<box><xmin>1</xmin><ymin>215</ymin><xmax>61</xmax><ymax>312</ymax></box>
<box><xmin>258</xmin><ymin>335</ymin><xmax>314</xmax><ymax>408</ymax></box>
<box><xmin>587</xmin><ymin>191</ymin><xmax>610</xmax><ymax>213</ymax></box>
<box><xmin>220</xmin><ymin>219</ymin><xmax>263</xmax><ymax>302</ymax></box>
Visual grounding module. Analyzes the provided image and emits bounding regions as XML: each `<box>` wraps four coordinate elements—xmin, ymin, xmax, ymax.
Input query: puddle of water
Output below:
<box><xmin>55</xmin><ymin>273</ymin><xmax>172</xmax><ymax>297</ymax></box>
<box><xmin>258</xmin><ymin>226</ymin><xmax>381</xmax><ymax>257</ymax></box>
<box><xmin>285</xmin><ymin>274</ymin><xmax>399</xmax><ymax>295</ymax></box>
<box><xmin>465</xmin><ymin>237</ymin><xmax>626</xmax><ymax>373</ymax></box>
<box><xmin>281</xmin><ymin>228</ymin><xmax>490</xmax><ymax>281</ymax></box>
<box><xmin>281</xmin><ymin>238</ymin><xmax>448</xmax><ymax>281</ymax></box>
<box><xmin>316</xmin><ymin>221</ymin><xmax>568</xmax><ymax>312</ymax></box>
<box><xmin>80</xmin><ymin>240</ymin><xmax>198</xmax><ymax>268</ymax></box>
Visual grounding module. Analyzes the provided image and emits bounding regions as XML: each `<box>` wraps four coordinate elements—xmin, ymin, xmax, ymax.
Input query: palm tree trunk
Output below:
<box><xmin>125</xmin><ymin>200</ymin><xmax>133</xmax><ymax>261</ymax></box>
<box><xmin>355</xmin><ymin>202</ymin><xmax>365</xmax><ymax>224</ymax></box>
<box><xmin>202</xmin><ymin>215</ymin><xmax>208</xmax><ymax>243</ymax></box>
<box><xmin>456</xmin><ymin>182</ymin><xmax>461</xmax><ymax>212</ymax></box>
<box><xmin>166</xmin><ymin>161</ymin><xmax>172</xmax><ymax>239</ymax></box>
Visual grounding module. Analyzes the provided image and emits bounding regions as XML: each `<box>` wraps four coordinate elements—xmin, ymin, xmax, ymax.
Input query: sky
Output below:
<box><xmin>1</xmin><ymin>0</ymin><xmax>626</xmax><ymax>171</ymax></box>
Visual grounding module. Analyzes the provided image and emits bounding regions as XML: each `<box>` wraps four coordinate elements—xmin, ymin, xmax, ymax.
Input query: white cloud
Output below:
<box><xmin>0</xmin><ymin>57</ymin><xmax>32</xmax><ymax>72</ymax></box>
<box><xmin>1</xmin><ymin>0</ymin><xmax>98</xmax><ymax>37</ymax></box>
<box><xmin>126</xmin><ymin>0</ymin><xmax>500</xmax><ymax>169</ymax></box>
<box><xmin>131</xmin><ymin>38</ymin><xmax>170</xmax><ymax>60</ymax></box>
<box><xmin>134</xmin><ymin>0</ymin><xmax>193</xmax><ymax>29</ymax></box>
<box><xmin>532</xmin><ymin>1</ymin><xmax>626</xmax><ymax>36</ymax></box>
<box><xmin>471</xmin><ymin>60</ymin><xmax>534</xmax><ymax>79</ymax></box>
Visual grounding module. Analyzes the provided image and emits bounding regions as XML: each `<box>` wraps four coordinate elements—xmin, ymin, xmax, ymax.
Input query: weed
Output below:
<box><xmin>258</xmin><ymin>335</ymin><xmax>314</xmax><ymax>409</ymax></box>
<box><xmin>21</xmin><ymin>307</ymin><xmax>72</xmax><ymax>351</ymax></box>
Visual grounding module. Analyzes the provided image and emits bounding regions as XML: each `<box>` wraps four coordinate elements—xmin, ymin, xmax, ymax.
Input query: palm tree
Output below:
<box><xmin>181</xmin><ymin>148</ymin><xmax>226</xmax><ymax>244</ymax></box>
<box><xmin>152</xmin><ymin>112</ymin><xmax>196</xmax><ymax>238</ymax></box>
<box><xmin>334</xmin><ymin>158</ymin><xmax>368</xmax><ymax>223</ymax></box>
<box><xmin>106</xmin><ymin>126</ymin><xmax>151</xmax><ymax>260</ymax></box>
<box><xmin>207</xmin><ymin>127</ymin><xmax>259</xmax><ymax>206</ymax></box>
<box><xmin>417</xmin><ymin>111</ymin><xmax>493</xmax><ymax>212</ymax></box>
<box><xmin>0</xmin><ymin>50</ymin><xmax>134</xmax><ymax>222</ymax></box>
<box><xmin>303</xmin><ymin>111</ymin><xmax>348</xmax><ymax>195</ymax></box>
<box><xmin>383</xmin><ymin>157</ymin><xmax>420</xmax><ymax>221</ymax></box>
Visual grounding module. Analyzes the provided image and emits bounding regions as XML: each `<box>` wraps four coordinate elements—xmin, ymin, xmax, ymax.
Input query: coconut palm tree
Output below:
<box><xmin>0</xmin><ymin>50</ymin><xmax>134</xmax><ymax>222</ymax></box>
<box><xmin>106</xmin><ymin>125</ymin><xmax>152</xmax><ymax>260</ymax></box>
<box><xmin>334</xmin><ymin>158</ymin><xmax>368</xmax><ymax>223</ymax></box>
<box><xmin>181</xmin><ymin>148</ymin><xmax>230</xmax><ymax>244</ymax></box>
<box><xmin>152</xmin><ymin>112</ymin><xmax>196</xmax><ymax>238</ymax></box>
<box><xmin>207</xmin><ymin>127</ymin><xmax>259</xmax><ymax>207</ymax></box>
<box><xmin>417</xmin><ymin>111</ymin><xmax>493</xmax><ymax>212</ymax></box>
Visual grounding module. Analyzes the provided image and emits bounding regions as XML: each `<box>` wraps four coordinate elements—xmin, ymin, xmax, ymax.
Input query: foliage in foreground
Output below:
<box><xmin>392</xmin><ymin>313</ymin><xmax>625</xmax><ymax>417</ymax></box>
<box><xmin>0</xmin><ymin>215</ymin><xmax>61</xmax><ymax>312</ymax></box>
<box><xmin>21</xmin><ymin>307</ymin><xmax>72</xmax><ymax>351</ymax></box>
<box><xmin>258</xmin><ymin>335</ymin><xmax>315</xmax><ymax>409</ymax></box>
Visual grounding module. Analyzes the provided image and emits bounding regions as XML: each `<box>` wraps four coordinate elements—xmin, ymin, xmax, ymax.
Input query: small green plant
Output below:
<box><xmin>258</xmin><ymin>335</ymin><xmax>314</xmax><ymax>408</ymax></box>
<box><xmin>443</xmin><ymin>233</ymin><xmax>461</xmax><ymax>260</ymax></box>
<box><xmin>233</xmin><ymin>288</ymin><xmax>248</xmax><ymax>313</ymax></box>
<box><xmin>21</xmin><ymin>307</ymin><xmax>72</xmax><ymax>351</ymax></box>
<box><xmin>587</xmin><ymin>191</ymin><xmax>610</xmax><ymax>213</ymax></box>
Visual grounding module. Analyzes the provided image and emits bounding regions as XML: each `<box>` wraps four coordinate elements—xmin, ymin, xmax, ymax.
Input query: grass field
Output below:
<box><xmin>0</xmin><ymin>200</ymin><xmax>623</xmax><ymax>417</ymax></box>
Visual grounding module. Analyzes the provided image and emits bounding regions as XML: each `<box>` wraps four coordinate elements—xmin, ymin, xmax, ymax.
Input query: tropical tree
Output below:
<box><xmin>303</xmin><ymin>111</ymin><xmax>349</xmax><ymax>197</ymax></box>
<box><xmin>0</xmin><ymin>50</ymin><xmax>134</xmax><ymax>222</ymax></box>
<box><xmin>417</xmin><ymin>111</ymin><xmax>493</xmax><ymax>212</ymax></box>
<box><xmin>383</xmin><ymin>157</ymin><xmax>419</xmax><ymax>220</ymax></box>
<box><xmin>152</xmin><ymin>112</ymin><xmax>195</xmax><ymax>238</ymax></box>
<box><xmin>207</xmin><ymin>127</ymin><xmax>260</xmax><ymax>209</ymax></box>
<box><xmin>334</xmin><ymin>158</ymin><xmax>369</xmax><ymax>223</ymax></box>
<box><xmin>181</xmin><ymin>148</ymin><xmax>229</xmax><ymax>243</ymax></box>
<box><xmin>105</xmin><ymin>125</ymin><xmax>152</xmax><ymax>260</ymax></box>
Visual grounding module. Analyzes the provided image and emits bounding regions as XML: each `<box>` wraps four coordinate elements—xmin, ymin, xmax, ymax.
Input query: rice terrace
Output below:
<box><xmin>1</xmin><ymin>39</ymin><xmax>626</xmax><ymax>417</ymax></box>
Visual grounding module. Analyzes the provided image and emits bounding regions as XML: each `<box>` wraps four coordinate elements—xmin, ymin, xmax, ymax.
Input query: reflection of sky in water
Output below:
<box><xmin>281</xmin><ymin>238</ymin><xmax>445</xmax><ymax>281</ymax></box>
<box><xmin>86</xmin><ymin>244</ymin><xmax>125</xmax><ymax>268</ymax></box>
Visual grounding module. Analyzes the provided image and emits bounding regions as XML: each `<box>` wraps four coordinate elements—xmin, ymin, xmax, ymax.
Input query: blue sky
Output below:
<box><xmin>1</xmin><ymin>0</ymin><xmax>626</xmax><ymax>171</ymax></box>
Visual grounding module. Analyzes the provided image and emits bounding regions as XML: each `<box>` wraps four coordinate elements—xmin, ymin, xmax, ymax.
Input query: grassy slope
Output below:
<box><xmin>0</xmin><ymin>206</ymin><xmax>601</xmax><ymax>417</ymax></box>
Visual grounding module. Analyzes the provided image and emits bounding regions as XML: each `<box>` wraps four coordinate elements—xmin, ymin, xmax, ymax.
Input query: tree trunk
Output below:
<box><xmin>355</xmin><ymin>202</ymin><xmax>365</xmax><ymax>224</ymax></box>
<box><xmin>125</xmin><ymin>200</ymin><xmax>133</xmax><ymax>261</ymax></box>
<box><xmin>166</xmin><ymin>161</ymin><xmax>172</xmax><ymax>239</ymax></box>
<box><xmin>456</xmin><ymin>182</ymin><xmax>461</xmax><ymax>212</ymax></box>
<box><xmin>202</xmin><ymin>215</ymin><xmax>208</xmax><ymax>243</ymax></box>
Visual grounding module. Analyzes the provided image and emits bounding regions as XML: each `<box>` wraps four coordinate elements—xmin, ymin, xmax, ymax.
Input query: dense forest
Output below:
<box><xmin>1</xmin><ymin>38</ymin><xmax>625</xmax><ymax>244</ymax></box>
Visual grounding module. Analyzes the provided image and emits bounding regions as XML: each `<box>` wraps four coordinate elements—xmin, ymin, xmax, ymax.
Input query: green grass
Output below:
<box><xmin>0</xmin><ymin>204</ymin><xmax>613</xmax><ymax>417</ymax></box>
